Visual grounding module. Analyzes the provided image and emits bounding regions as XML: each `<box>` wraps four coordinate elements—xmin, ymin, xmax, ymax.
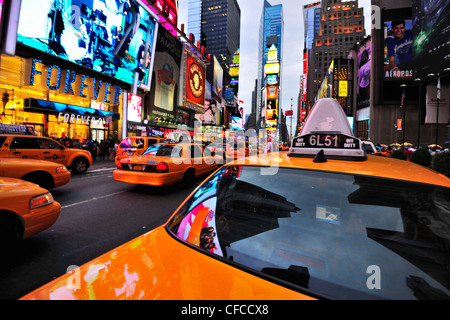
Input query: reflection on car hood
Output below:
<box><xmin>20</xmin><ymin>227</ymin><xmax>312</xmax><ymax>300</ymax></box>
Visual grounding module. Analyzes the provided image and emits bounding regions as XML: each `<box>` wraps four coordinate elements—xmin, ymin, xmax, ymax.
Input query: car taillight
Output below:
<box><xmin>155</xmin><ymin>162</ymin><xmax>169</xmax><ymax>173</ymax></box>
<box><xmin>30</xmin><ymin>193</ymin><xmax>54</xmax><ymax>209</ymax></box>
<box><xmin>56</xmin><ymin>166</ymin><xmax>68</xmax><ymax>173</ymax></box>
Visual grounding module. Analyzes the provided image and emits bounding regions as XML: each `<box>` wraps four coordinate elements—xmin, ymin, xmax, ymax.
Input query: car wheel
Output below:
<box><xmin>71</xmin><ymin>157</ymin><xmax>89</xmax><ymax>174</ymax></box>
<box><xmin>0</xmin><ymin>212</ymin><xmax>23</xmax><ymax>245</ymax></box>
<box><xmin>181</xmin><ymin>169</ymin><xmax>195</xmax><ymax>188</ymax></box>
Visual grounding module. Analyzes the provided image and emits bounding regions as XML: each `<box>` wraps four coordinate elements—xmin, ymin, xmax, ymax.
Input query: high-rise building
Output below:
<box><xmin>187</xmin><ymin>0</ymin><xmax>240</xmax><ymax>81</ymax></box>
<box><xmin>256</xmin><ymin>0</ymin><xmax>283</xmax><ymax>131</ymax></box>
<box><xmin>307</xmin><ymin>0</ymin><xmax>365</xmax><ymax>106</ymax></box>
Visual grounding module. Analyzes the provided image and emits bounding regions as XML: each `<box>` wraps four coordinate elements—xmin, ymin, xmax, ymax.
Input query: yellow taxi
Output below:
<box><xmin>114</xmin><ymin>136</ymin><xmax>165</xmax><ymax>167</ymax></box>
<box><xmin>0</xmin><ymin>158</ymin><xmax>71</xmax><ymax>190</ymax></box>
<box><xmin>225</xmin><ymin>139</ymin><xmax>249</xmax><ymax>160</ymax></box>
<box><xmin>21</xmin><ymin>99</ymin><xmax>450</xmax><ymax>300</ymax></box>
<box><xmin>0</xmin><ymin>177</ymin><xmax>61</xmax><ymax>244</ymax></box>
<box><xmin>113</xmin><ymin>141</ymin><xmax>221</xmax><ymax>187</ymax></box>
<box><xmin>0</xmin><ymin>130</ymin><xmax>93</xmax><ymax>174</ymax></box>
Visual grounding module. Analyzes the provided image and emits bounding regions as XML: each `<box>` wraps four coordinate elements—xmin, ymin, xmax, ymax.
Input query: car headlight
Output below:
<box><xmin>56</xmin><ymin>166</ymin><xmax>68</xmax><ymax>173</ymax></box>
<box><xmin>30</xmin><ymin>193</ymin><xmax>54</xmax><ymax>209</ymax></box>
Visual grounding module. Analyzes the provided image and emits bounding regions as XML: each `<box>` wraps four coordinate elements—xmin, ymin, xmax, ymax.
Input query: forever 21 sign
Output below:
<box><xmin>293</xmin><ymin>133</ymin><xmax>360</xmax><ymax>149</ymax></box>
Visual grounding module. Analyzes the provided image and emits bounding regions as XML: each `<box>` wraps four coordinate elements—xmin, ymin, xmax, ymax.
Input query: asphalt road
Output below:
<box><xmin>0</xmin><ymin>160</ymin><xmax>197</xmax><ymax>300</ymax></box>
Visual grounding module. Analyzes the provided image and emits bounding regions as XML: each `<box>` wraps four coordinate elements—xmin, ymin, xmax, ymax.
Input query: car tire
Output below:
<box><xmin>181</xmin><ymin>169</ymin><xmax>195</xmax><ymax>188</ymax></box>
<box><xmin>0</xmin><ymin>212</ymin><xmax>23</xmax><ymax>245</ymax></box>
<box><xmin>22</xmin><ymin>172</ymin><xmax>54</xmax><ymax>190</ymax></box>
<box><xmin>71</xmin><ymin>157</ymin><xmax>89</xmax><ymax>174</ymax></box>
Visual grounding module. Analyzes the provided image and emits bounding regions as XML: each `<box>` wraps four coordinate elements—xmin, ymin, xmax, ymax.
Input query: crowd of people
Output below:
<box><xmin>54</xmin><ymin>137</ymin><xmax>120</xmax><ymax>161</ymax></box>
<box><xmin>373</xmin><ymin>142</ymin><xmax>449</xmax><ymax>160</ymax></box>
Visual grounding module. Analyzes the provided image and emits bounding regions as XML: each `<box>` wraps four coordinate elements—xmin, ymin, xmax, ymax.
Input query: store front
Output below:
<box><xmin>0</xmin><ymin>54</ymin><xmax>124</xmax><ymax>142</ymax></box>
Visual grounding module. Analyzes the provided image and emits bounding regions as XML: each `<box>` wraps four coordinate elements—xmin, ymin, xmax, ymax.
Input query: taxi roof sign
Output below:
<box><xmin>288</xmin><ymin>98</ymin><xmax>366</xmax><ymax>160</ymax></box>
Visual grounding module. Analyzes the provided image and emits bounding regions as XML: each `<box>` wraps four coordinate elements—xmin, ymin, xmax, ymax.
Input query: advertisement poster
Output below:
<box><xmin>425</xmin><ymin>82</ymin><xmax>449</xmax><ymax>123</ymax></box>
<box><xmin>357</xmin><ymin>40</ymin><xmax>371</xmax><ymax>108</ymax></box>
<box><xmin>413</xmin><ymin>0</ymin><xmax>450</xmax><ymax>79</ymax></box>
<box><xmin>384</xmin><ymin>19</ymin><xmax>413</xmax><ymax>80</ymax></box>
<box><xmin>127</xmin><ymin>93</ymin><xmax>142</xmax><ymax>123</ymax></box>
<box><xmin>186</xmin><ymin>53</ymin><xmax>206</xmax><ymax>108</ymax></box>
<box><xmin>149</xmin><ymin>25</ymin><xmax>183</xmax><ymax>122</ymax></box>
<box><xmin>17</xmin><ymin>0</ymin><xmax>157</xmax><ymax>87</ymax></box>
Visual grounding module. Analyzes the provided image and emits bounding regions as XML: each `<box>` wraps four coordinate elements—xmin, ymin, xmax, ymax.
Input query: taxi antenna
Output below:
<box><xmin>313</xmin><ymin>149</ymin><xmax>327</xmax><ymax>163</ymax></box>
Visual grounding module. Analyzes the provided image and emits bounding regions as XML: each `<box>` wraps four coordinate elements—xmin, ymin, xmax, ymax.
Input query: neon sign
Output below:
<box><xmin>29</xmin><ymin>59</ymin><xmax>123</xmax><ymax>105</ymax></box>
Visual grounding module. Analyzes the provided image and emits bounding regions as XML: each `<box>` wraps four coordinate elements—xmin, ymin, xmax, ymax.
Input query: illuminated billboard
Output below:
<box><xmin>383</xmin><ymin>19</ymin><xmax>413</xmax><ymax>80</ymax></box>
<box><xmin>264</xmin><ymin>62</ymin><xmax>280</xmax><ymax>75</ymax></box>
<box><xmin>149</xmin><ymin>25</ymin><xmax>183</xmax><ymax>122</ymax></box>
<box><xmin>17</xmin><ymin>0</ymin><xmax>158</xmax><ymax>88</ymax></box>
<box><xmin>186</xmin><ymin>53</ymin><xmax>206</xmax><ymax>108</ymax></box>
<box><xmin>127</xmin><ymin>93</ymin><xmax>142</xmax><ymax>123</ymax></box>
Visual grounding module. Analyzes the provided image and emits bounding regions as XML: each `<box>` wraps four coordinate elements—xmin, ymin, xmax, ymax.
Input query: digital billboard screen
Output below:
<box><xmin>17</xmin><ymin>0</ymin><xmax>157</xmax><ymax>87</ymax></box>
<box><xmin>413</xmin><ymin>0</ymin><xmax>450</xmax><ymax>79</ymax></box>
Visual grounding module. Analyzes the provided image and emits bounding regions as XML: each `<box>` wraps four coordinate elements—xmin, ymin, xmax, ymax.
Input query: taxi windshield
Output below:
<box><xmin>168</xmin><ymin>165</ymin><xmax>450</xmax><ymax>300</ymax></box>
<box><xmin>142</xmin><ymin>144</ymin><xmax>182</xmax><ymax>157</ymax></box>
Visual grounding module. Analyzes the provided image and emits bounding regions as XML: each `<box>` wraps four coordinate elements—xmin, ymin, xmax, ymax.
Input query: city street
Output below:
<box><xmin>0</xmin><ymin>160</ymin><xmax>197</xmax><ymax>300</ymax></box>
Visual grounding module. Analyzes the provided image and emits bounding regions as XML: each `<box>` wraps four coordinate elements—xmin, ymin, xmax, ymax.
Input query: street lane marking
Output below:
<box><xmin>61</xmin><ymin>191</ymin><xmax>126</xmax><ymax>209</ymax></box>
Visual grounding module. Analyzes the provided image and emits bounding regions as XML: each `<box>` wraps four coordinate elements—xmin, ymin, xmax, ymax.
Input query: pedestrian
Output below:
<box><xmin>99</xmin><ymin>140</ymin><xmax>107</xmax><ymax>160</ymax></box>
<box><xmin>113</xmin><ymin>140</ymin><xmax>119</xmax><ymax>158</ymax></box>
<box><xmin>265</xmin><ymin>137</ymin><xmax>273</xmax><ymax>154</ymax></box>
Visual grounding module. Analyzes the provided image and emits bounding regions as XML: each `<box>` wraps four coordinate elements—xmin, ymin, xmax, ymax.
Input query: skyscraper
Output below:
<box><xmin>256</xmin><ymin>0</ymin><xmax>283</xmax><ymax>130</ymax></box>
<box><xmin>187</xmin><ymin>0</ymin><xmax>240</xmax><ymax>81</ymax></box>
<box><xmin>307</xmin><ymin>0</ymin><xmax>365</xmax><ymax>105</ymax></box>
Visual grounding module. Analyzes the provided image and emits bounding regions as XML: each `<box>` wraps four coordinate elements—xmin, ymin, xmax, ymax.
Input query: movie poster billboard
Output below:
<box><xmin>149</xmin><ymin>25</ymin><xmax>183</xmax><ymax>122</ymax></box>
<box><xmin>383</xmin><ymin>19</ymin><xmax>413</xmax><ymax>80</ymax></box>
<box><xmin>16</xmin><ymin>0</ymin><xmax>158</xmax><ymax>88</ymax></box>
<box><xmin>186</xmin><ymin>53</ymin><xmax>206</xmax><ymax>108</ymax></box>
<box><xmin>357</xmin><ymin>39</ymin><xmax>371</xmax><ymax>108</ymax></box>
<box><xmin>413</xmin><ymin>0</ymin><xmax>450</xmax><ymax>79</ymax></box>
<box><xmin>127</xmin><ymin>93</ymin><xmax>142</xmax><ymax>123</ymax></box>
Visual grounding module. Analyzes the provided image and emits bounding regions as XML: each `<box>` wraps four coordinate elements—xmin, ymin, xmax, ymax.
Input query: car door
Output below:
<box><xmin>8</xmin><ymin>136</ymin><xmax>41</xmax><ymax>160</ymax></box>
<box><xmin>190</xmin><ymin>144</ymin><xmax>210</xmax><ymax>176</ymax></box>
<box><xmin>37</xmin><ymin>137</ymin><xmax>68</xmax><ymax>165</ymax></box>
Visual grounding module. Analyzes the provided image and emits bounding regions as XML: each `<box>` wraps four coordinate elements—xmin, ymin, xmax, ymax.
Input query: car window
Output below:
<box><xmin>0</xmin><ymin>136</ymin><xmax>6</xmax><ymax>147</ymax></box>
<box><xmin>142</xmin><ymin>144</ymin><xmax>182</xmax><ymax>158</ymax></box>
<box><xmin>168</xmin><ymin>165</ymin><xmax>450</xmax><ymax>300</ymax></box>
<box><xmin>38</xmin><ymin>138</ymin><xmax>62</xmax><ymax>149</ymax></box>
<box><xmin>10</xmin><ymin>137</ymin><xmax>40</xmax><ymax>149</ymax></box>
<box><xmin>119</xmin><ymin>137</ymin><xmax>144</xmax><ymax>149</ymax></box>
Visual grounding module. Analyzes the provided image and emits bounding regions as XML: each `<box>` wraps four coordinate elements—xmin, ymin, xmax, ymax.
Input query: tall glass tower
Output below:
<box><xmin>256</xmin><ymin>0</ymin><xmax>283</xmax><ymax>130</ymax></box>
<box><xmin>187</xmin><ymin>0</ymin><xmax>241</xmax><ymax>79</ymax></box>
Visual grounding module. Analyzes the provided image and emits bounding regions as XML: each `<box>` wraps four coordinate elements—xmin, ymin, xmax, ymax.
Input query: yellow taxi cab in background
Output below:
<box><xmin>113</xmin><ymin>141</ymin><xmax>220</xmax><ymax>187</ymax></box>
<box><xmin>0</xmin><ymin>127</ymin><xmax>93</xmax><ymax>174</ymax></box>
<box><xmin>225</xmin><ymin>139</ymin><xmax>249</xmax><ymax>160</ymax></box>
<box><xmin>115</xmin><ymin>136</ymin><xmax>165</xmax><ymax>167</ymax></box>
<box><xmin>0</xmin><ymin>177</ymin><xmax>61</xmax><ymax>244</ymax></box>
<box><xmin>21</xmin><ymin>99</ymin><xmax>450</xmax><ymax>300</ymax></box>
<box><xmin>0</xmin><ymin>158</ymin><xmax>70</xmax><ymax>190</ymax></box>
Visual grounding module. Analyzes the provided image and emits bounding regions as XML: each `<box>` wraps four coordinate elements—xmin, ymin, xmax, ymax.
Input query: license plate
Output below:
<box><xmin>133</xmin><ymin>165</ymin><xmax>142</xmax><ymax>171</ymax></box>
<box><xmin>127</xmin><ymin>152</ymin><xmax>134</xmax><ymax>155</ymax></box>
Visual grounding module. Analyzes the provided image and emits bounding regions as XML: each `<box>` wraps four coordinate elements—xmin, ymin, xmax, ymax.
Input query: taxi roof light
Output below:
<box><xmin>288</xmin><ymin>98</ymin><xmax>367</xmax><ymax>161</ymax></box>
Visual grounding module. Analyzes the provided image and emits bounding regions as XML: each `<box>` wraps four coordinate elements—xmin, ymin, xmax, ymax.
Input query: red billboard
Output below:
<box><xmin>186</xmin><ymin>54</ymin><xmax>206</xmax><ymax>107</ymax></box>
<box><xmin>302</xmin><ymin>50</ymin><xmax>308</xmax><ymax>102</ymax></box>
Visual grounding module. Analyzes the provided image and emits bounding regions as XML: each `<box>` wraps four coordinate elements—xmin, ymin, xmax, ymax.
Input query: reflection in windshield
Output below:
<box><xmin>142</xmin><ymin>144</ymin><xmax>182</xmax><ymax>157</ymax></box>
<box><xmin>169</xmin><ymin>165</ymin><xmax>450</xmax><ymax>299</ymax></box>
